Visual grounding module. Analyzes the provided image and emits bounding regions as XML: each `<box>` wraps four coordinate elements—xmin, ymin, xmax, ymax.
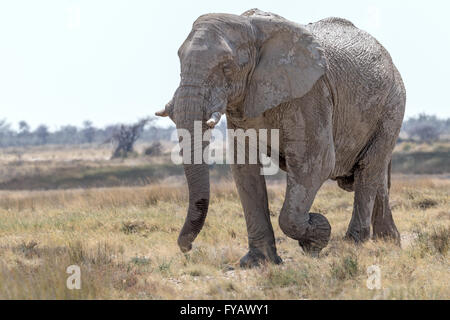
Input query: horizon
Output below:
<box><xmin>1</xmin><ymin>112</ymin><xmax>449</xmax><ymax>132</ymax></box>
<box><xmin>1</xmin><ymin>1</ymin><xmax>449</xmax><ymax>130</ymax></box>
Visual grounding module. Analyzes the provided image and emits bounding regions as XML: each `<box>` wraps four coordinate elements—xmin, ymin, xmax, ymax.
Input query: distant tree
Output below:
<box><xmin>412</xmin><ymin>125</ymin><xmax>441</xmax><ymax>142</ymax></box>
<box><xmin>35</xmin><ymin>125</ymin><xmax>50</xmax><ymax>145</ymax></box>
<box><xmin>57</xmin><ymin>125</ymin><xmax>78</xmax><ymax>144</ymax></box>
<box><xmin>444</xmin><ymin>118</ymin><xmax>450</xmax><ymax>135</ymax></box>
<box><xmin>82</xmin><ymin>120</ymin><xmax>96</xmax><ymax>143</ymax></box>
<box><xmin>144</xmin><ymin>141</ymin><xmax>162</xmax><ymax>156</ymax></box>
<box><xmin>0</xmin><ymin>119</ymin><xmax>10</xmax><ymax>132</ymax></box>
<box><xmin>16</xmin><ymin>121</ymin><xmax>31</xmax><ymax>146</ymax></box>
<box><xmin>403</xmin><ymin>113</ymin><xmax>444</xmax><ymax>143</ymax></box>
<box><xmin>18</xmin><ymin>121</ymin><xmax>30</xmax><ymax>134</ymax></box>
<box><xmin>103</xmin><ymin>125</ymin><xmax>120</xmax><ymax>140</ymax></box>
<box><xmin>142</xmin><ymin>125</ymin><xmax>176</xmax><ymax>142</ymax></box>
<box><xmin>110</xmin><ymin>117</ymin><xmax>154</xmax><ymax>158</ymax></box>
<box><xmin>0</xmin><ymin>119</ymin><xmax>12</xmax><ymax>147</ymax></box>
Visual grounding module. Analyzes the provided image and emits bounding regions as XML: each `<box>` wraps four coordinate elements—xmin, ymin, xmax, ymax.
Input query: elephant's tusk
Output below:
<box><xmin>155</xmin><ymin>109</ymin><xmax>169</xmax><ymax>117</ymax></box>
<box><xmin>206</xmin><ymin>112</ymin><xmax>222</xmax><ymax>128</ymax></box>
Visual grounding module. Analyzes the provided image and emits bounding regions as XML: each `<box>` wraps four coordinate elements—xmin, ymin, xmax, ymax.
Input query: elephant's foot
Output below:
<box><xmin>239</xmin><ymin>246</ymin><xmax>282</xmax><ymax>269</ymax></box>
<box><xmin>372</xmin><ymin>222</ymin><xmax>401</xmax><ymax>246</ymax></box>
<box><xmin>298</xmin><ymin>213</ymin><xmax>332</xmax><ymax>257</ymax></box>
<box><xmin>372</xmin><ymin>201</ymin><xmax>401</xmax><ymax>246</ymax></box>
<box><xmin>344</xmin><ymin>226</ymin><xmax>371</xmax><ymax>244</ymax></box>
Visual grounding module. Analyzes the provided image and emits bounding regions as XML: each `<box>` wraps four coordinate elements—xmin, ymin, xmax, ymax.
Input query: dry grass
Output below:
<box><xmin>1</xmin><ymin>143</ymin><xmax>448</xmax><ymax>189</ymax></box>
<box><xmin>0</xmin><ymin>177</ymin><xmax>448</xmax><ymax>299</ymax></box>
<box><xmin>0</xmin><ymin>143</ymin><xmax>176</xmax><ymax>185</ymax></box>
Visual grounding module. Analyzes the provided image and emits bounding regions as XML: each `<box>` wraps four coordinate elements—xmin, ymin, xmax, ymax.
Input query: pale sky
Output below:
<box><xmin>0</xmin><ymin>0</ymin><xmax>449</xmax><ymax>130</ymax></box>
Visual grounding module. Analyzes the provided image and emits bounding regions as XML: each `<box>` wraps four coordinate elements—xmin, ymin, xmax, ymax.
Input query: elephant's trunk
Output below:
<box><xmin>178</xmin><ymin>159</ymin><xmax>210</xmax><ymax>253</ymax></box>
<box><xmin>174</xmin><ymin>85</ymin><xmax>214</xmax><ymax>253</ymax></box>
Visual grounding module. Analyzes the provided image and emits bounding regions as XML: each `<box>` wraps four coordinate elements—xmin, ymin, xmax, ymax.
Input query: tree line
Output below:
<box><xmin>400</xmin><ymin>113</ymin><xmax>450</xmax><ymax>143</ymax></box>
<box><xmin>0</xmin><ymin>118</ymin><xmax>174</xmax><ymax>148</ymax></box>
<box><xmin>0</xmin><ymin>113</ymin><xmax>448</xmax><ymax>149</ymax></box>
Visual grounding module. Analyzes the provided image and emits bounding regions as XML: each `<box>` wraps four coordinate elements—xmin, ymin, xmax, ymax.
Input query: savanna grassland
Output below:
<box><xmin>0</xmin><ymin>144</ymin><xmax>448</xmax><ymax>299</ymax></box>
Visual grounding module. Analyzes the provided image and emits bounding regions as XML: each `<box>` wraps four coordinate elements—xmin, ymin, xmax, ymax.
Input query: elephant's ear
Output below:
<box><xmin>242</xmin><ymin>10</ymin><xmax>328</xmax><ymax>118</ymax></box>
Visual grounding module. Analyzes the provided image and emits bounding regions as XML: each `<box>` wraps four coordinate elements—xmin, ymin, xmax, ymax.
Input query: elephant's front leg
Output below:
<box><xmin>231</xmin><ymin>163</ymin><xmax>282</xmax><ymax>268</ymax></box>
<box><xmin>278</xmin><ymin>100</ymin><xmax>334</xmax><ymax>257</ymax></box>
<box><xmin>280</xmin><ymin>172</ymin><xmax>332</xmax><ymax>257</ymax></box>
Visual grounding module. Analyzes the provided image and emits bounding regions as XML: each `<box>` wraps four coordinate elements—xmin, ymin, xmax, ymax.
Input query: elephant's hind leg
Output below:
<box><xmin>346</xmin><ymin>129</ymin><xmax>401</xmax><ymax>244</ymax></box>
<box><xmin>346</xmin><ymin>160</ymin><xmax>400</xmax><ymax>244</ymax></box>
<box><xmin>346</xmin><ymin>87</ymin><xmax>404</xmax><ymax>244</ymax></box>
<box><xmin>345</xmin><ymin>168</ymin><xmax>378</xmax><ymax>242</ymax></box>
<box><xmin>372</xmin><ymin>161</ymin><xmax>401</xmax><ymax>244</ymax></box>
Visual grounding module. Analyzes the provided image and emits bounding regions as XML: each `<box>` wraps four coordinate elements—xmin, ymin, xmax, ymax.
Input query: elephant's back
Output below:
<box><xmin>306</xmin><ymin>17</ymin><xmax>396</xmax><ymax>94</ymax></box>
<box><xmin>305</xmin><ymin>18</ymin><xmax>403</xmax><ymax>177</ymax></box>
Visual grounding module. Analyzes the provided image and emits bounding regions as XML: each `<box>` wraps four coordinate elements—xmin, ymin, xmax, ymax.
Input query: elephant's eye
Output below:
<box><xmin>222</xmin><ymin>63</ymin><xmax>233</xmax><ymax>77</ymax></box>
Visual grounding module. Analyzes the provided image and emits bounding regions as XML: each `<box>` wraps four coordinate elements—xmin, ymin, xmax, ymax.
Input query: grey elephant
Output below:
<box><xmin>156</xmin><ymin>9</ymin><xmax>405</xmax><ymax>267</ymax></box>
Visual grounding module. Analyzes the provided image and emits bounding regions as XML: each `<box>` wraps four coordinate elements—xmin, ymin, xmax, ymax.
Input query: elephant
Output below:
<box><xmin>156</xmin><ymin>8</ymin><xmax>406</xmax><ymax>268</ymax></box>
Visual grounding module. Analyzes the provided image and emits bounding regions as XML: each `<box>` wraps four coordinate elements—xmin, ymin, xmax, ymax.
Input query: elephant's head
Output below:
<box><xmin>156</xmin><ymin>9</ymin><xmax>328</xmax><ymax>253</ymax></box>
